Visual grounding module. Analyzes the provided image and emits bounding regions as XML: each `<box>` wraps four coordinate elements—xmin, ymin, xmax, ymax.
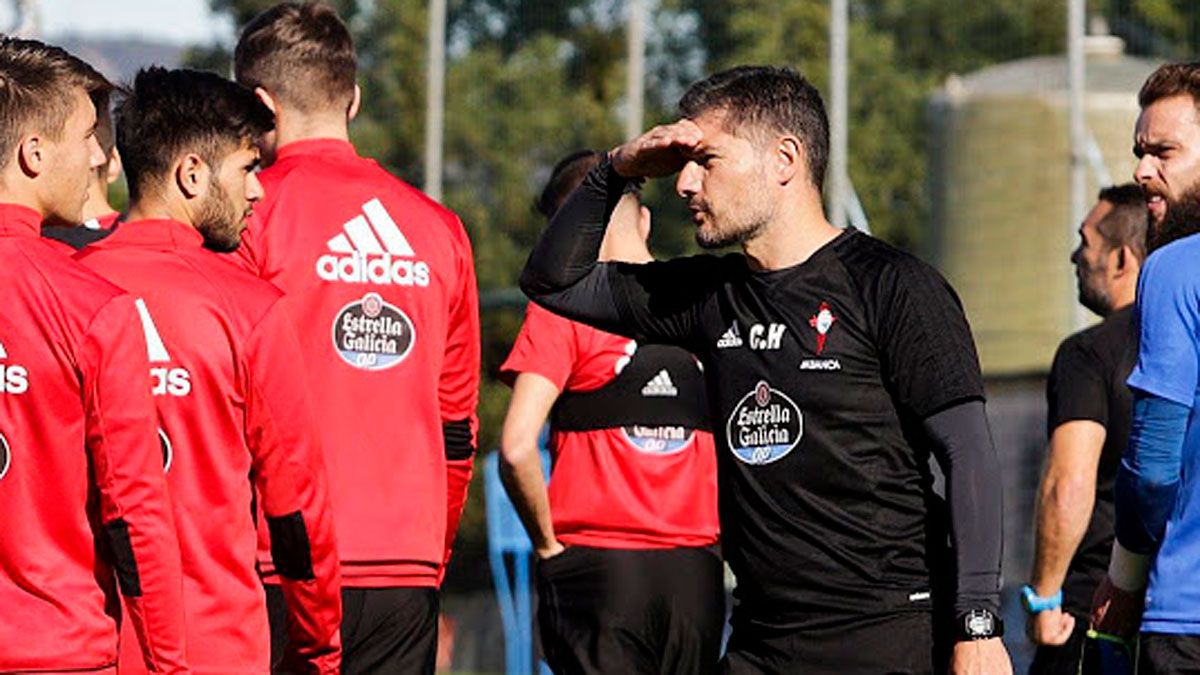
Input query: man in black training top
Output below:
<box><xmin>520</xmin><ymin>65</ymin><xmax>1012</xmax><ymax>674</ymax></box>
<box><xmin>1024</xmin><ymin>184</ymin><xmax>1146</xmax><ymax>674</ymax></box>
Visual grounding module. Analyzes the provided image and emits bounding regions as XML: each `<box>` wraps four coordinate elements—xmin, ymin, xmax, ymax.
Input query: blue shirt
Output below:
<box><xmin>1127</xmin><ymin>234</ymin><xmax>1200</xmax><ymax>634</ymax></box>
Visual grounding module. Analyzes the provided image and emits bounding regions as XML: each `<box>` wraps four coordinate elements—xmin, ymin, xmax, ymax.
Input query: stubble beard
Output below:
<box><xmin>196</xmin><ymin>180</ymin><xmax>243</xmax><ymax>253</ymax></box>
<box><xmin>1077</xmin><ymin>272</ymin><xmax>1112</xmax><ymax>317</ymax></box>
<box><xmin>694</xmin><ymin>198</ymin><xmax>775</xmax><ymax>250</ymax></box>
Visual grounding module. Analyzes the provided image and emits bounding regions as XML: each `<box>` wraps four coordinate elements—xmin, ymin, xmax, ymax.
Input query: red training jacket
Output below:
<box><xmin>0</xmin><ymin>204</ymin><xmax>188</xmax><ymax>672</ymax></box>
<box><xmin>77</xmin><ymin>218</ymin><xmax>341</xmax><ymax>673</ymax></box>
<box><xmin>501</xmin><ymin>302</ymin><xmax>720</xmax><ymax>549</ymax></box>
<box><xmin>232</xmin><ymin>138</ymin><xmax>481</xmax><ymax>587</ymax></box>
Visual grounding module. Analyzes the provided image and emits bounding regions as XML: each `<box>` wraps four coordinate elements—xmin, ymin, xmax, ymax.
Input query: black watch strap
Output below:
<box><xmin>956</xmin><ymin>609</ymin><xmax>1004</xmax><ymax>641</ymax></box>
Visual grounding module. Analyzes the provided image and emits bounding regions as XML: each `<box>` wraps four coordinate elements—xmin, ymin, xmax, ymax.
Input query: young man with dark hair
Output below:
<box><xmin>521</xmin><ymin>65</ymin><xmax>1012</xmax><ymax>674</ymax></box>
<box><xmin>75</xmin><ymin>67</ymin><xmax>342</xmax><ymax>674</ymax></box>
<box><xmin>1025</xmin><ymin>184</ymin><xmax>1147</xmax><ymax>675</ymax></box>
<box><xmin>500</xmin><ymin>150</ymin><xmax>723</xmax><ymax>675</ymax></box>
<box><xmin>0</xmin><ymin>38</ymin><xmax>188</xmax><ymax>672</ymax></box>
<box><xmin>232</xmin><ymin>3</ymin><xmax>480</xmax><ymax>671</ymax></box>
<box><xmin>1092</xmin><ymin>60</ymin><xmax>1200</xmax><ymax>673</ymax></box>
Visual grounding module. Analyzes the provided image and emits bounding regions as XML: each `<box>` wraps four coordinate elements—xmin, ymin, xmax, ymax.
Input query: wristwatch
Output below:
<box><xmin>957</xmin><ymin>609</ymin><xmax>1004</xmax><ymax>641</ymax></box>
<box><xmin>1020</xmin><ymin>585</ymin><xmax>1063</xmax><ymax>614</ymax></box>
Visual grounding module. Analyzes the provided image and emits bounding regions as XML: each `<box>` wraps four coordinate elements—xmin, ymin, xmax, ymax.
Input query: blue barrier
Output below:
<box><xmin>484</xmin><ymin>446</ymin><xmax>553</xmax><ymax>675</ymax></box>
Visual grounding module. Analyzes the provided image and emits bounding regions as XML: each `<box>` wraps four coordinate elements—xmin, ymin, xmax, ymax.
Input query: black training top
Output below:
<box><xmin>521</xmin><ymin>157</ymin><xmax>1003</xmax><ymax>627</ymax></box>
<box><xmin>1045</xmin><ymin>306</ymin><xmax>1136</xmax><ymax>617</ymax></box>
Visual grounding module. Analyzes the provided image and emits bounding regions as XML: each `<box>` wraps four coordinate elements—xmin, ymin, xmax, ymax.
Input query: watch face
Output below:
<box><xmin>965</xmin><ymin>610</ymin><xmax>995</xmax><ymax>637</ymax></box>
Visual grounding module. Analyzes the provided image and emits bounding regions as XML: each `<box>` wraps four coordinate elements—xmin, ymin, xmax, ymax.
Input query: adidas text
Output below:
<box><xmin>0</xmin><ymin>364</ymin><xmax>28</xmax><ymax>395</ymax></box>
<box><xmin>316</xmin><ymin>254</ymin><xmax>431</xmax><ymax>287</ymax></box>
<box><xmin>151</xmin><ymin>367</ymin><xmax>192</xmax><ymax>397</ymax></box>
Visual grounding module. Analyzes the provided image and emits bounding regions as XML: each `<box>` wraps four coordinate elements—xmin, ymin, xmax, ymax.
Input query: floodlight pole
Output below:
<box><xmin>424</xmin><ymin>0</ymin><xmax>447</xmax><ymax>201</ymax></box>
<box><xmin>1068</xmin><ymin>0</ymin><xmax>1086</xmax><ymax>329</ymax></box>
<box><xmin>626</xmin><ymin>0</ymin><xmax>646</xmax><ymax>140</ymax></box>
<box><xmin>828</xmin><ymin>0</ymin><xmax>849</xmax><ymax>229</ymax></box>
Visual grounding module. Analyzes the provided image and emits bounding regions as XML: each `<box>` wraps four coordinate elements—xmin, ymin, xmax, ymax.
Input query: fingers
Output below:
<box><xmin>1046</xmin><ymin>612</ymin><xmax>1075</xmax><ymax>645</ymax></box>
<box><xmin>612</xmin><ymin>119</ymin><xmax>706</xmax><ymax>178</ymax></box>
<box><xmin>1090</xmin><ymin>576</ymin><xmax>1114</xmax><ymax>627</ymax></box>
<box><xmin>659</xmin><ymin>119</ymin><xmax>704</xmax><ymax>148</ymax></box>
<box><xmin>1028</xmin><ymin>610</ymin><xmax>1075</xmax><ymax>646</ymax></box>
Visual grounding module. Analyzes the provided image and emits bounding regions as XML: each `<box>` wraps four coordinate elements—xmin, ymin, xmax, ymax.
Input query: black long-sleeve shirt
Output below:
<box><xmin>521</xmin><ymin>156</ymin><xmax>1003</xmax><ymax>625</ymax></box>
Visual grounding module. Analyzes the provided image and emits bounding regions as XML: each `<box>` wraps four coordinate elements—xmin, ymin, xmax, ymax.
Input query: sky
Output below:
<box><xmin>0</xmin><ymin>0</ymin><xmax>233</xmax><ymax>45</ymax></box>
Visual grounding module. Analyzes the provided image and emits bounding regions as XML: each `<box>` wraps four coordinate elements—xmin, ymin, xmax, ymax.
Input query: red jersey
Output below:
<box><xmin>76</xmin><ymin>218</ymin><xmax>341</xmax><ymax>673</ymax></box>
<box><xmin>500</xmin><ymin>303</ymin><xmax>719</xmax><ymax>549</ymax></box>
<box><xmin>0</xmin><ymin>205</ymin><xmax>187</xmax><ymax>671</ymax></box>
<box><xmin>234</xmin><ymin>139</ymin><xmax>480</xmax><ymax>587</ymax></box>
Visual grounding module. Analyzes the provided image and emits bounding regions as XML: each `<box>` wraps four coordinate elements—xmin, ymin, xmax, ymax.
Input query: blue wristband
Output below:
<box><xmin>1021</xmin><ymin>585</ymin><xmax>1062</xmax><ymax>614</ymax></box>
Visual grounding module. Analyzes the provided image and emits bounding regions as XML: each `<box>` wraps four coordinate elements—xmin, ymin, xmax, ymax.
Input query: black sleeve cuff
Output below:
<box><xmin>443</xmin><ymin>419</ymin><xmax>476</xmax><ymax>461</ymax></box>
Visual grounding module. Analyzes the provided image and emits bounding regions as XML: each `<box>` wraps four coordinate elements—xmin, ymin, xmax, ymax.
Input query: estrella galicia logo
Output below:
<box><xmin>0</xmin><ymin>432</ymin><xmax>10</xmax><ymax>480</ymax></box>
<box><xmin>332</xmin><ymin>292</ymin><xmax>416</xmax><ymax>371</ymax></box>
<box><xmin>620</xmin><ymin>425</ymin><xmax>695</xmax><ymax>455</ymax></box>
<box><xmin>158</xmin><ymin>428</ymin><xmax>173</xmax><ymax>474</ymax></box>
<box><xmin>726</xmin><ymin>380</ymin><xmax>803</xmax><ymax>465</ymax></box>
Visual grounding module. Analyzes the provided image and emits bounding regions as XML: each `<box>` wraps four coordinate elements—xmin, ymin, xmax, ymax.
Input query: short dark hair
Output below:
<box><xmin>0</xmin><ymin>37</ymin><xmax>111</xmax><ymax>171</ymax></box>
<box><xmin>95</xmin><ymin>91</ymin><xmax>116</xmax><ymax>159</ymax></box>
<box><xmin>115</xmin><ymin>67</ymin><xmax>273</xmax><ymax>202</ymax></box>
<box><xmin>679</xmin><ymin>65</ymin><xmax>829</xmax><ymax>192</ymax></box>
<box><xmin>234</xmin><ymin>1</ymin><xmax>357</xmax><ymax>115</ymax></box>
<box><xmin>1139</xmin><ymin>62</ymin><xmax>1200</xmax><ymax>110</ymax></box>
<box><xmin>1095</xmin><ymin>183</ymin><xmax>1149</xmax><ymax>262</ymax></box>
<box><xmin>535</xmin><ymin>150</ymin><xmax>603</xmax><ymax>218</ymax></box>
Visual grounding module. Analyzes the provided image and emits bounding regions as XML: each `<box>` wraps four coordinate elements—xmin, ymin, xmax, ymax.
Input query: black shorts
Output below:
<box><xmin>536</xmin><ymin>544</ymin><xmax>725</xmax><ymax>675</ymax></box>
<box><xmin>1139</xmin><ymin>633</ymin><xmax>1200</xmax><ymax>675</ymax></box>
<box><xmin>267</xmin><ymin>585</ymin><xmax>439</xmax><ymax>675</ymax></box>
<box><xmin>720</xmin><ymin>609</ymin><xmax>939</xmax><ymax>675</ymax></box>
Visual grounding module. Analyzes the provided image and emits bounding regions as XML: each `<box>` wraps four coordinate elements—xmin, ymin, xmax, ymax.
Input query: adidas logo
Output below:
<box><xmin>641</xmin><ymin>369</ymin><xmax>678</xmax><ymax>397</ymax></box>
<box><xmin>316</xmin><ymin>198</ymin><xmax>431</xmax><ymax>287</ymax></box>
<box><xmin>716</xmin><ymin>322</ymin><xmax>743</xmax><ymax>349</ymax></box>
<box><xmin>135</xmin><ymin>299</ymin><xmax>191</xmax><ymax>398</ymax></box>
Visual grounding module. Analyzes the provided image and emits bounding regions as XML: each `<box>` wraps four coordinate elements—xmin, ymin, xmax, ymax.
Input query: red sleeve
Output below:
<box><xmin>439</xmin><ymin>220</ymin><xmax>481</xmax><ymax>578</ymax></box>
<box><xmin>499</xmin><ymin>302</ymin><xmax>578</xmax><ymax>390</ymax></box>
<box><xmin>243</xmin><ymin>301</ymin><xmax>342</xmax><ymax>673</ymax></box>
<box><xmin>78</xmin><ymin>295</ymin><xmax>189</xmax><ymax>672</ymax></box>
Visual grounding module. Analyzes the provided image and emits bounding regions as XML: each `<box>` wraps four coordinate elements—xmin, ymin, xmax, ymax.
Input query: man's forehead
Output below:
<box><xmin>1137</xmin><ymin>95</ymin><xmax>1199</xmax><ymax>138</ymax></box>
<box><xmin>68</xmin><ymin>87</ymin><xmax>96</xmax><ymax>121</ymax></box>
<box><xmin>689</xmin><ymin>106</ymin><xmax>727</xmax><ymax>125</ymax></box>
<box><xmin>687</xmin><ymin>108</ymin><xmax>752</xmax><ymax>147</ymax></box>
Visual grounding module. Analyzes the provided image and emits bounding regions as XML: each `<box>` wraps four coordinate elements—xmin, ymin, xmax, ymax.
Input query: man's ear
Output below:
<box><xmin>776</xmin><ymin>135</ymin><xmax>803</xmax><ymax>186</ymax></box>
<box><xmin>1114</xmin><ymin>244</ymin><xmax>1138</xmax><ymax>276</ymax></box>
<box><xmin>16</xmin><ymin>134</ymin><xmax>45</xmax><ymax>179</ymax></box>
<box><xmin>348</xmin><ymin>84</ymin><xmax>361</xmax><ymax>122</ymax></box>
<box><xmin>105</xmin><ymin>148</ymin><xmax>123</xmax><ymax>185</ymax></box>
<box><xmin>175</xmin><ymin>153</ymin><xmax>209</xmax><ymax>199</ymax></box>
<box><xmin>254</xmin><ymin>86</ymin><xmax>277</xmax><ymax>116</ymax></box>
